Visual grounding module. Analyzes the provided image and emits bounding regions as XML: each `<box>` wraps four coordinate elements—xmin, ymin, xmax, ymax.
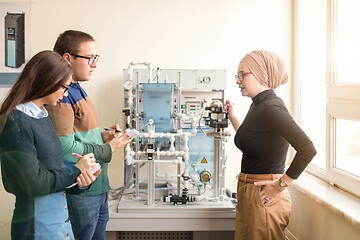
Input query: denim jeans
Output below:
<box><xmin>66</xmin><ymin>192</ymin><xmax>109</xmax><ymax>240</ymax></box>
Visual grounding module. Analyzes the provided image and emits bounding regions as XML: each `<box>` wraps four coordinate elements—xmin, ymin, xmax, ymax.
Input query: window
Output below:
<box><xmin>295</xmin><ymin>0</ymin><xmax>327</xmax><ymax>173</ymax></box>
<box><xmin>335</xmin><ymin>119</ymin><xmax>360</xmax><ymax>178</ymax></box>
<box><xmin>295</xmin><ymin>0</ymin><xmax>360</xmax><ymax>197</ymax></box>
<box><xmin>336</xmin><ymin>0</ymin><xmax>360</xmax><ymax>84</ymax></box>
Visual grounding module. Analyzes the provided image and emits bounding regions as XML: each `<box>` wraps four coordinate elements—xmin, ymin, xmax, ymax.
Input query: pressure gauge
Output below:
<box><xmin>124</xmin><ymin>80</ymin><xmax>134</xmax><ymax>90</ymax></box>
<box><xmin>199</xmin><ymin>170</ymin><xmax>211</xmax><ymax>183</ymax></box>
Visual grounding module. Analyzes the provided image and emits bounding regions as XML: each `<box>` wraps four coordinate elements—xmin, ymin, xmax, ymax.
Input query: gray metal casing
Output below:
<box><xmin>5</xmin><ymin>13</ymin><xmax>25</xmax><ymax>68</ymax></box>
<box><xmin>124</xmin><ymin>69</ymin><xmax>226</xmax><ymax>91</ymax></box>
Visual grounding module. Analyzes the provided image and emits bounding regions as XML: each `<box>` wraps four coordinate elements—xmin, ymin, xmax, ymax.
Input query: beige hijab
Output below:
<box><xmin>240</xmin><ymin>50</ymin><xmax>288</xmax><ymax>89</ymax></box>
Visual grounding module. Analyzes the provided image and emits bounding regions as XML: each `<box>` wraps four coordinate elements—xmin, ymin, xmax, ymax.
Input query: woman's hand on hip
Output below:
<box><xmin>254</xmin><ymin>180</ymin><xmax>284</xmax><ymax>206</ymax></box>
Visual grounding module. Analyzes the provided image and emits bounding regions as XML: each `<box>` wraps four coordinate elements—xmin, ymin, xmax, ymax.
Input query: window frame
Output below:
<box><xmin>295</xmin><ymin>0</ymin><xmax>360</xmax><ymax>197</ymax></box>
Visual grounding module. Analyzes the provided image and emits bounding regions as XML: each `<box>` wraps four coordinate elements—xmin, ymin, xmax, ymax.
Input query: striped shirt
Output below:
<box><xmin>46</xmin><ymin>82</ymin><xmax>112</xmax><ymax>195</ymax></box>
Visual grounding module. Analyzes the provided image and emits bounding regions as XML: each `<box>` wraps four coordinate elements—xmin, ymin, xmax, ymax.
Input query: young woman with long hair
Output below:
<box><xmin>0</xmin><ymin>50</ymin><xmax>99</xmax><ymax>240</ymax></box>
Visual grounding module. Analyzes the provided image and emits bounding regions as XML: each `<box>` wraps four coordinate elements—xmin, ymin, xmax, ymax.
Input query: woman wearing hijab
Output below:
<box><xmin>224</xmin><ymin>50</ymin><xmax>316</xmax><ymax>239</ymax></box>
<box><xmin>0</xmin><ymin>50</ymin><xmax>99</xmax><ymax>240</ymax></box>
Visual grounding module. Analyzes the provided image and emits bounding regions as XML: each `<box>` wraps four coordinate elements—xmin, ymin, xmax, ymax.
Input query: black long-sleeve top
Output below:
<box><xmin>234</xmin><ymin>90</ymin><xmax>316</xmax><ymax>179</ymax></box>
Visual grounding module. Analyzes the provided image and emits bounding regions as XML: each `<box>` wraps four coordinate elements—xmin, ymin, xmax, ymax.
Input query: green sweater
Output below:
<box><xmin>0</xmin><ymin>110</ymin><xmax>80</xmax><ymax>239</ymax></box>
<box><xmin>46</xmin><ymin>82</ymin><xmax>112</xmax><ymax>195</ymax></box>
<box><xmin>1</xmin><ymin>110</ymin><xmax>80</xmax><ymax>196</ymax></box>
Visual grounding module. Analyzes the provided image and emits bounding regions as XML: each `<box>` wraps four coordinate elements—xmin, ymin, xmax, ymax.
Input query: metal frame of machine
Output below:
<box><xmin>121</xmin><ymin>61</ymin><xmax>232</xmax><ymax>206</ymax></box>
<box><xmin>106</xmin><ymin>62</ymin><xmax>236</xmax><ymax>234</ymax></box>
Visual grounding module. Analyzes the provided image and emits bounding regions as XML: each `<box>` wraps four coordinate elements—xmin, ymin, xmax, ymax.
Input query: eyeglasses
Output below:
<box><xmin>61</xmin><ymin>84</ymin><xmax>70</xmax><ymax>93</ymax></box>
<box><xmin>235</xmin><ymin>71</ymin><xmax>252</xmax><ymax>83</ymax></box>
<box><xmin>69</xmin><ymin>53</ymin><xmax>99</xmax><ymax>65</ymax></box>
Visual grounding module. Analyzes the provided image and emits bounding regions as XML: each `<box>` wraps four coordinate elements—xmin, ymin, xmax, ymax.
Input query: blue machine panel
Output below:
<box><xmin>187</xmin><ymin>129</ymin><xmax>214</xmax><ymax>184</ymax></box>
<box><xmin>141</xmin><ymin>83</ymin><xmax>175</xmax><ymax>132</ymax></box>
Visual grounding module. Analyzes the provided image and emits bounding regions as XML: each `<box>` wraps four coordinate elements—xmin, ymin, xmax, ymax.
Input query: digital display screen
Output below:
<box><xmin>8</xmin><ymin>28</ymin><xmax>15</xmax><ymax>35</ymax></box>
<box><xmin>7</xmin><ymin>28</ymin><xmax>15</xmax><ymax>40</ymax></box>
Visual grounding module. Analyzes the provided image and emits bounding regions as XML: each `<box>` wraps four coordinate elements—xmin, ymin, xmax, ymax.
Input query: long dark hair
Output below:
<box><xmin>0</xmin><ymin>50</ymin><xmax>72</xmax><ymax>114</ymax></box>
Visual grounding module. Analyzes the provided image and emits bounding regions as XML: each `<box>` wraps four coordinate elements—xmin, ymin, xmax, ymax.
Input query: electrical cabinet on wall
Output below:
<box><xmin>5</xmin><ymin>12</ymin><xmax>25</xmax><ymax>68</ymax></box>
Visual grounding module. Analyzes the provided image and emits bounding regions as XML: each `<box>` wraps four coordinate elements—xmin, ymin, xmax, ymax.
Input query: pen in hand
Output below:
<box><xmin>104</xmin><ymin>128</ymin><xmax>122</xmax><ymax>133</ymax></box>
<box><xmin>68</xmin><ymin>153</ymin><xmax>101</xmax><ymax>189</ymax></box>
<box><xmin>72</xmin><ymin>153</ymin><xmax>101</xmax><ymax>174</ymax></box>
<box><xmin>72</xmin><ymin>153</ymin><xmax>83</xmax><ymax>159</ymax></box>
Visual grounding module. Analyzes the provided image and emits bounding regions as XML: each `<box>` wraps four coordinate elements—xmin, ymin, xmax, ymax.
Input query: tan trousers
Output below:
<box><xmin>234</xmin><ymin>174</ymin><xmax>292</xmax><ymax>240</ymax></box>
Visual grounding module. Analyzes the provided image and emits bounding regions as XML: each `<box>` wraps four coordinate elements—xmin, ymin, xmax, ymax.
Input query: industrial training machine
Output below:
<box><xmin>107</xmin><ymin>62</ymin><xmax>236</xmax><ymax>237</ymax></box>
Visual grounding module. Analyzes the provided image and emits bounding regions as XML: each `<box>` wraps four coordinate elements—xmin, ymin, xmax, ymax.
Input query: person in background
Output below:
<box><xmin>0</xmin><ymin>50</ymin><xmax>99</xmax><ymax>240</ymax></box>
<box><xmin>224</xmin><ymin>50</ymin><xmax>316</xmax><ymax>240</ymax></box>
<box><xmin>45</xmin><ymin>30</ymin><xmax>133</xmax><ymax>240</ymax></box>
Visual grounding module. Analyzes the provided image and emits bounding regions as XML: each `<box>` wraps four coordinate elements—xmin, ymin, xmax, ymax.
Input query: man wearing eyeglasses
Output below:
<box><xmin>46</xmin><ymin>30</ymin><xmax>133</xmax><ymax>240</ymax></box>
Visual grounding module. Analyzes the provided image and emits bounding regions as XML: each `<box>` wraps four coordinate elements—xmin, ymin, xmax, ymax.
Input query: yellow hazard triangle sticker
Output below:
<box><xmin>201</xmin><ymin>157</ymin><xmax>208</xmax><ymax>163</ymax></box>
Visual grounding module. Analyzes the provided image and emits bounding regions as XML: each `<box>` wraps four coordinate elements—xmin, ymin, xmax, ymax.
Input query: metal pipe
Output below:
<box><xmin>177</xmin><ymin>71</ymin><xmax>182</xmax><ymax>195</ymax></box>
<box><xmin>148</xmin><ymin>158</ymin><xmax>155</xmax><ymax>205</ymax></box>
<box><xmin>135</xmin><ymin>163</ymin><xmax>140</xmax><ymax>199</ymax></box>
<box><xmin>213</xmin><ymin>136</ymin><xmax>221</xmax><ymax>199</ymax></box>
<box><xmin>135</xmin><ymin>71</ymin><xmax>140</xmax><ymax>199</ymax></box>
<box><xmin>132</xmin><ymin>159</ymin><xmax>180</xmax><ymax>164</ymax></box>
<box><xmin>147</xmin><ymin>124</ymin><xmax>155</xmax><ymax>205</ymax></box>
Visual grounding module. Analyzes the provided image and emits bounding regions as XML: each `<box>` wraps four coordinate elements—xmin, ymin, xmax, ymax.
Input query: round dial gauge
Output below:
<box><xmin>124</xmin><ymin>80</ymin><xmax>134</xmax><ymax>90</ymax></box>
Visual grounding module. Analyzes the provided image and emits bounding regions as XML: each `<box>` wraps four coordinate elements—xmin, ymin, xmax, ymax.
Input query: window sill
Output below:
<box><xmin>290</xmin><ymin>172</ymin><xmax>360</xmax><ymax>228</ymax></box>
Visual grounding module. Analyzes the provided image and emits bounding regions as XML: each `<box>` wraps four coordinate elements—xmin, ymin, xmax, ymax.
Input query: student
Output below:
<box><xmin>46</xmin><ymin>30</ymin><xmax>133</xmax><ymax>239</ymax></box>
<box><xmin>224</xmin><ymin>50</ymin><xmax>316</xmax><ymax>239</ymax></box>
<box><xmin>0</xmin><ymin>50</ymin><xmax>98</xmax><ymax>240</ymax></box>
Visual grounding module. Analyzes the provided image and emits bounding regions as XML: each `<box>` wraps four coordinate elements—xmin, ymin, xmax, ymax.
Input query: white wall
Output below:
<box><xmin>0</xmin><ymin>0</ymin><xmax>292</xmax><ymax>238</ymax></box>
<box><xmin>29</xmin><ymin>0</ymin><xmax>292</xmax><ymax>190</ymax></box>
<box><xmin>288</xmin><ymin>186</ymin><xmax>360</xmax><ymax>240</ymax></box>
